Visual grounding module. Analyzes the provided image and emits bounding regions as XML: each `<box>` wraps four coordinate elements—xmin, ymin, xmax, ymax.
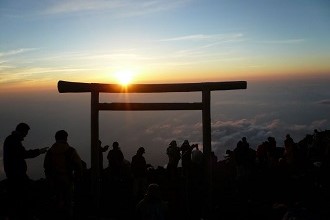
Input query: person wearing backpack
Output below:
<box><xmin>44</xmin><ymin>130</ymin><xmax>83</xmax><ymax>219</ymax></box>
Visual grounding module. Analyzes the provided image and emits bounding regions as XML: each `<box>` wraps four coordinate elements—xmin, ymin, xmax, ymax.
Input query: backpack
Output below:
<box><xmin>45</xmin><ymin>147</ymin><xmax>75</xmax><ymax>178</ymax></box>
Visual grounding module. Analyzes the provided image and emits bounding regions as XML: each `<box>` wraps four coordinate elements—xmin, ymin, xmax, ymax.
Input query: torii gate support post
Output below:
<box><xmin>202</xmin><ymin>89</ymin><xmax>213</xmax><ymax>217</ymax></box>
<box><xmin>91</xmin><ymin>91</ymin><xmax>100</xmax><ymax>215</ymax></box>
<box><xmin>57</xmin><ymin>80</ymin><xmax>247</xmax><ymax>219</ymax></box>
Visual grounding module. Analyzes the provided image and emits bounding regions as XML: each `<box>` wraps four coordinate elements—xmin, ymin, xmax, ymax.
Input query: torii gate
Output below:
<box><xmin>57</xmin><ymin>80</ymin><xmax>247</xmax><ymax>216</ymax></box>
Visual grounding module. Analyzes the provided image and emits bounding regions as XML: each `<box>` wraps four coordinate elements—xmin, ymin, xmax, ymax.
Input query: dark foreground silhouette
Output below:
<box><xmin>1</xmin><ymin>128</ymin><xmax>330</xmax><ymax>220</ymax></box>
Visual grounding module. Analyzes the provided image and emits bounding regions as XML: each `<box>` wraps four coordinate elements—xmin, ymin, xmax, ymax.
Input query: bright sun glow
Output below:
<box><xmin>115</xmin><ymin>70</ymin><xmax>134</xmax><ymax>85</ymax></box>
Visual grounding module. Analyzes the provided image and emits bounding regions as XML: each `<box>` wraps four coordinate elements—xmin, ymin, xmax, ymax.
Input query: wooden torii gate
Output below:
<box><xmin>57</xmin><ymin>80</ymin><xmax>247</xmax><ymax>216</ymax></box>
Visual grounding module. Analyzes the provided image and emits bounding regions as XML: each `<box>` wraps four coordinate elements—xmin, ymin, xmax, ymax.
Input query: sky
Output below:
<box><xmin>1</xmin><ymin>0</ymin><xmax>330</xmax><ymax>179</ymax></box>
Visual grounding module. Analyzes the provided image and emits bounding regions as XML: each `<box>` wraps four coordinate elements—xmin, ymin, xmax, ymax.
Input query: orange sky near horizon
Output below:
<box><xmin>2</xmin><ymin>70</ymin><xmax>329</xmax><ymax>93</ymax></box>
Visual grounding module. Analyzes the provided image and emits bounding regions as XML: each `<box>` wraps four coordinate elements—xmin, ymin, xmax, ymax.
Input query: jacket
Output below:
<box><xmin>3</xmin><ymin>131</ymin><xmax>40</xmax><ymax>179</ymax></box>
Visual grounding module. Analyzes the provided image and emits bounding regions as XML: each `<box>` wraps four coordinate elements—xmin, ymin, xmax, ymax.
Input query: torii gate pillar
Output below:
<box><xmin>91</xmin><ymin>91</ymin><xmax>100</xmax><ymax>212</ymax></box>
<box><xmin>202</xmin><ymin>89</ymin><xmax>213</xmax><ymax>215</ymax></box>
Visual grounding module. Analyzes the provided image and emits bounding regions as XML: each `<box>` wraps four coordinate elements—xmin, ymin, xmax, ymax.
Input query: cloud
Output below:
<box><xmin>0</xmin><ymin>48</ymin><xmax>107</xmax><ymax>86</ymax></box>
<box><xmin>118</xmin><ymin>0</ymin><xmax>190</xmax><ymax>18</ymax></box>
<box><xmin>0</xmin><ymin>48</ymin><xmax>40</xmax><ymax>74</ymax></box>
<box><xmin>154</xmin><ymin>33</ymin><xmax>247</xmax><ymax>63</ymax></box>
<box><xmin>45</xmin><ymin>0</ymin><xmax>190</xmax><ymax>17</ymax></box>
<box><xmin>0</xmin><ymin>48</ymin><xmax>37</xmax><ymax>57</ymax></box>
<box><xmin>310</xmin><ymin>119</ymin><xmax>328</xmax><ymax>128</ymax></box>
<box><xmin>0</xmin><ymin>66</ymin><xmax>94</xmax><ymax>86</ymax></box>
<box><xmin>143</xmin><ymin>116</ymin><xmax>284</xmax><ymax>157</ymax></box>
<box><xmin>141</xmin><ymin>113</ymin><xmax>329</xmax><ymax>161</ymax></box>
<box><xmin>261</xmin><ymin>39</ymin><xmax>305</xmax><ymax>44</ymax></box>
<box><xmin>143</xmin><ymin>119</ymin><xmax>203</xmax><ymax>148</ymax></box>
<box><xmin>208</xmin><ymin>117</ymin><xmax>328</xmax><ymax>159</ymax></box>
<box><xmin>45</xmin><ymin>0</ymin><xmax>124</xmax><ymax>14</ymax></box>
<box><xmin>0</xmin><ymin>61</ymin><xmax>12</xmax><ymax>70</ymax></box>
<box><xmin>317</xmin><ymin>99</ymin><xmax>330</xmax><ymax>105</ymax></box>
<box><xmin>159</xmin><ymin>33</ymin><xmax>244</xmax><ymax>43</ymax></box>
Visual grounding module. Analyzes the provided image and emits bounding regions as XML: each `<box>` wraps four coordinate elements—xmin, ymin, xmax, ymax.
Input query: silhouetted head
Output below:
<box><xmin>268</xmin><ymin>137</ymin><xmax>275</xmax><ymax>143</ymax></box>
<box><xmin>182</xmin><ymin>140</ymin><xmax>190</xmax><ymax>146</ymax></box>
<box><xmin>169</xmin><ymin>140</ymin><xmax>177</xmax><ymax>147</ymax></box>
<box><xmin>225</xmin><ymin>149</ymin><xmax>233</xmax><ymax>156</ymax></box>
<box><xmin>242</xmin><ymin>137</ymin><xmax>247</xmax><ymax>142</ymax></box>
<box><xmin>193</xmin><ymin>144</ymin><xmax>199</xmax><ymax>149</ymax></box>
<box><xmin>55</xmin><ymin>130</ymin><xmax>68</xmax><ymax>141</ymax></box>
<box><xmin>15</xmin><ymin>123</ymin><xmax>30</xmax><ymax>137</ymax></box>
<box><xmin>113</xmin><ymin>141</ymin><xmax>119</xmax><ymax>149</ymax></box>
<box><xmin>137</xmin><ymin>147</ymin><xmax>145</xmax><ymax>154</ymax></box>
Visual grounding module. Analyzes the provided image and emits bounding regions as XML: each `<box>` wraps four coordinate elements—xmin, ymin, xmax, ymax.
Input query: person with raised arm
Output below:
<box><xmin>3</xmin><ymin>122</ymin><xmax>48</xmax><ymax>219</ymax></box>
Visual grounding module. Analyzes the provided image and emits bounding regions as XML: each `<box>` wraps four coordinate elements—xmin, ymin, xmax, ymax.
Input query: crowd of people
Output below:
<box><xmin>1</xmin><ymin>122</ymin><xmax>330</xmax><ymax>220</ymax></box>
<box><xmin>214</xmin><ymin>130</ymin><xmax>330</xmax><ymax>219</ymax></box>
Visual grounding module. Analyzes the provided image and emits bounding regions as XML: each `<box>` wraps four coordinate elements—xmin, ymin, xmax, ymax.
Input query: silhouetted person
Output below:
<box><xmin>234</xmin><ymin>138</ymin><xmax>250</xmax><ymax>168</ymax></box>
<box><xmin>131</xmin><ymin>147</ymin><xmax>147</xmax><ymax>201</ymax></box>
<box><xmin>233</xmin><ymin>137</ymin><xmax>255</xmax><ymax>199</ymax></box>
<box><xmin>266</xmin><ymin>136</ymin><xmax>281</xmax><ymax>168</ymax></box>
<box><xmin>166</xmin><ymin>140</ymin><xmax>180</xmax><ymax>180</ymax></box>
<box><xmin>103</xmin><ymin>142</ymin><xmax>132</xmax><ymax>219</ymax></box>
<box><xmin>191</xmin><ymin>144</ymin><xmax>203</xmax><ymax>166</ymax></box>
<box><xmin>284</xmin><ymin>134</ymin><xmax>297</xmax><ymax>169</ymax></box>
<box><xmin>3</xmin><ymin>122</ymin><xmax>48</xmax><ymax>219</ymax></box>
<box><xmin>107</xmin><ymin>141</ymin><xmax>124</xmax><ymax>177</ymax></box>
<box><xmin>256</xmin><ymin>141</ymin><xmax>268</xmax><ymax>167</ymax></box>
<box><xmin>98</xmin><ymin>140</ymin><xmax>109</xmax><ymax>171</ymax></box>
<box><xmin>284</xmin><ymin>134</ymin><xmax>294</xmax><ymax>147</ymax></box>
<box><xmin>135</xmin><ymin>183</ymin><xmax>168</xmax><ymax>220</ymax></box>
<box><xmin>191</xmin><ymin>144</ymin><xmax>204</xmax><ymax>183</ymax></box>
<box><xmin>44</xmin><ymin>130</ymin><xmax>83</xmax><ymax>219</ymax></box>
<box><xmin>180</xmin><ymin>140</ymin><xmax>194</xmax><ymax>178</ymax></box>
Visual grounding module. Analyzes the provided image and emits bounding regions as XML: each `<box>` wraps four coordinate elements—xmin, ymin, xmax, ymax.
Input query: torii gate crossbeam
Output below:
<box><xmin>57</xmin><ymin>80</ymin><xmax>247</xmax><ymax>218</ymax></box>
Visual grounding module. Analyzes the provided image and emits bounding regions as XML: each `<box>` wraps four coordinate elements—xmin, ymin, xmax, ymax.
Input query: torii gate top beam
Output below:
<box><xmin>58</xmin><ymin>80</ymin><xmax>247</xmax><ymax>93</ymax></box>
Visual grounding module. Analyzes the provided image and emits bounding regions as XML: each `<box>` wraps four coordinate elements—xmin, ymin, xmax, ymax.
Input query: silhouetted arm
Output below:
<box><xmin>22</xmin><ymin>148</ymin><xmax>41</xmax><ymax>159</ymax></box>
<box><xmin>100</xmin><ymin>145</ymin><xmax>109</xmax><ymax>152</ymax></box>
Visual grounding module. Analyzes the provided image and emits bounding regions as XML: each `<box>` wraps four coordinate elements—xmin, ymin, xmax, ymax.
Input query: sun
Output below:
<box><xmin>115</xmin><ymin>70</ymin><xmax>134</xmax><ymax>86</ymax></box>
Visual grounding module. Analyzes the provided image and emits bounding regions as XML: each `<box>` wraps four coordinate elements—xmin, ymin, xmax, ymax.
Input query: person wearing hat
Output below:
<box><xmin>131</xmin><ymin>147</ymin><xmax>147</xmax><ymax>201</ymax></box>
